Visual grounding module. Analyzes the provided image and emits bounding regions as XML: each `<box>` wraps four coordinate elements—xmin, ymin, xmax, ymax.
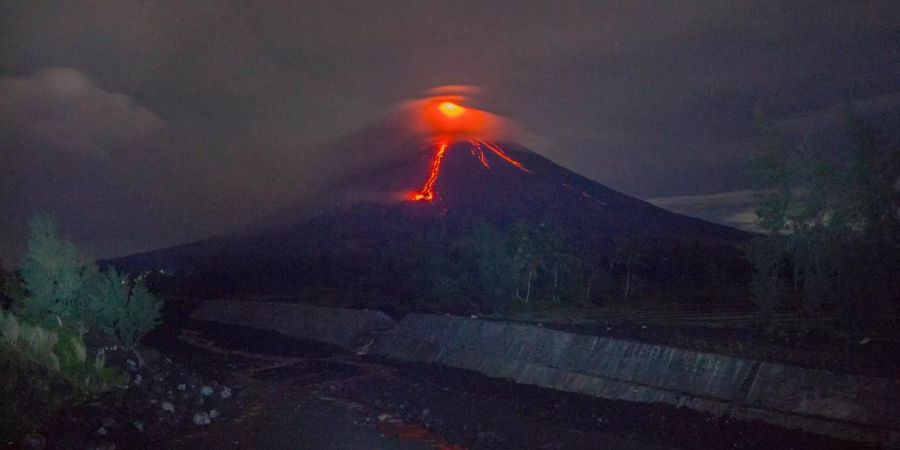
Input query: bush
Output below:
<box><xmin>13</xmin><ymin>213</ymin><xmax>162</xmax><ymax>350</ymax></box>
<box><xmin>15</xmin><ymin>213</ymin><xmax>98</xmax><ymax>333</ymax></box>
<box><xmin>89</xmin><ymin>269</ymin><xmax>162</xmax><ymax>351</ymax></box>
<box><xmin>0</xmin><ymin>310</ymin><xmax>122</xmax><ymax>436</ymax></box>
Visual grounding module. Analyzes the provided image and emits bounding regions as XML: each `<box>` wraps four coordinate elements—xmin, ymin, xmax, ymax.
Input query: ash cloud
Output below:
<box><xmin>0</xmin><ymin>68</ymin><xmax>164</xmax><ymax>157</ymax></box>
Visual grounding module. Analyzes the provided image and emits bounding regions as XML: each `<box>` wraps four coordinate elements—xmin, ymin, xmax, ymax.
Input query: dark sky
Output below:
<box><xmin>2</xmin><ymin>1</ymin><xmax>899</xmax><ymax>264</ymax></box>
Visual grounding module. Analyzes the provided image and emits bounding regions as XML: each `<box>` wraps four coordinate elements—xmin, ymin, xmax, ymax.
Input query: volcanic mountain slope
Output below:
<box><xmin>321</xmin><ymin>139</ymin><xmax>747</xmax><ymax>242</ymax></box>
<box><xmin>112</xmin><ymin>128</ymin><xmax>748</xmax><ymax>297</ymax></box>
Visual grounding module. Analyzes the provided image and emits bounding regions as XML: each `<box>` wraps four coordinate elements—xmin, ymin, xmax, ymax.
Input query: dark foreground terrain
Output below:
<box><xmin>22</xmin><ymin>315</ymin><xmax>874</xmax><ymax>450</ymax></box>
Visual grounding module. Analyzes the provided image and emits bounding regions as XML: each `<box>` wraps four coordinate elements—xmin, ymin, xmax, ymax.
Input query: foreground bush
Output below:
<box><xmin>12</xmin><ymin>213</ymin><xmax>162</xmax><ymax>352</ymax></box>
<box><xmin>0</xmin><ymin>311</ymin><xmax>122</xmax><ymax>437</ymax></box>
<box><xmin>15</xmin><ymin>213</ymin><xmax>97</xmax><ymax>333</ymax></box>
<box><xmin>1</xmin><ymin>213</ymin><xmax>158</xmax><ymax>438</ymax></box>
<box><xmin>90</xmin><ymin>268</ymin><xmax>162</xmax><ymax>353</ymax></box>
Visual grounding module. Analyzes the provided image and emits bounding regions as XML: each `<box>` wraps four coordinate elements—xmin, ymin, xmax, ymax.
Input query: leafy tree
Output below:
<box><xmin>510</xmin><ymin>221</ymin><xmax>544</xmax><ymax>303</ymax></box>
<box><xmin>89</xmin><ymin>269</ymin><xmax>162</xmax><ymax>352</ymax></box>
<box><xmin>749</xmin><ymin>111</ymin><xmax>900</xmax><ymax>332</ymax></box>
<box><xmin>16</xmin><ymin>213</ymin><xmax>98</xmax><ymax>332</ymax></box>
<box><xmin>581</xmin><ymin>259</ymin><xmax>616</xmax><ymax>305</ymax></box>
<box><xmin>506</xmin><ymin>220</ymin><xmax>583</xmax><ymax>307</ymax></box>
<box><xmin>611</xmin><ymin>233</ymin><xmax>645</xmax><ymax>300</ymax></box>
<box><xmin>14</xmin><ymin>213</ymin><xmax>163</xmax><ymax>351</ymax></box>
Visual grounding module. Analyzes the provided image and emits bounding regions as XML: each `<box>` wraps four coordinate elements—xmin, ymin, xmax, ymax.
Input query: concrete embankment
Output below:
<box><xmin>369</xmin><ymin>314</ymin><xmax>899</xmax><ymax>446</ymax></box>
<box><xmin>190</xmin><ymin>300</ymin><xmax>396</xmax><ymax>350</ymax></box>
<box><xmin>190</xmin><ymin>301</ymin><xmax>899</xmax><ymax>445</ymax></box>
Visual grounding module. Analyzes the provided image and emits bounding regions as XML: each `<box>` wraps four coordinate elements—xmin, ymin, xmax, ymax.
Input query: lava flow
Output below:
<box><xmin>411</xmin><ymin>100</ymin><xmax>531</xmax><ymax>202</ymax></box>
<box><xmin>413</xmin><ymin>142</ymin><xmax>449</xmax><ymax>201</ymax></box>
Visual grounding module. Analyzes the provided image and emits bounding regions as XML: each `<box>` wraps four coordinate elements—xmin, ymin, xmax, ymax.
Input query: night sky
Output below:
<box><xmin>2</xmin><ymin>1</ymin><xmax>899</xmax><ymax>265</ymax></box>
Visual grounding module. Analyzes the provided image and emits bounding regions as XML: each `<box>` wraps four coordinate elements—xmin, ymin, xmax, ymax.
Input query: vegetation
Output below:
<box><xmin>11</xmin><ymin>213</ymin><xmax>162</xmax><ymax>350</ymax></box>
<box><xmin>748</xmin><ymin>112</ymin><xmax>900</xmax><ymax>333</ymax></box>
<box><xmin>2</xmin><ymin>213</ymin><xmax>160</xmax><ymax>437</ymax></box>
<box><xmin>16</xmin><ymin>213</ymin><xmax>98</xmax><ymax>333</ymax></box>
<box><xmin>90</xmin><ymin>268</ymin><xmax>162</xmax><ymax>352</ymax></box>
<box><xmin>0</xmin><ymin>309</ymin><xmax>122</xmax><ymax>436</ymax></box>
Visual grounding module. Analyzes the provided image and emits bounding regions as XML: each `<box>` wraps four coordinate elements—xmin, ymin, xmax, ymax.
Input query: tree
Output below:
<box><xmin>89</xmin><ymin>269</ymin><xmax>162</xmax><ymax>353</ymax></box>
<box><xmin>462</xmin><ymin>222</ymin><xmax>518</xmax><ymax>312</ymax></box>
<box><xmin>16</xmin><ymin>213</ymin><xmax>98</xmax><ymax>332</ymax></box>
<box><xmin>611</xmin><ymin>234</ymin><xmax>644</xmax><ymax>300</ymax></box>
<box><xmin>749</xmin><ymin>111</ymin><xmax>900</xmax><ymax>332</ymax></box>
<box><xmin>14</xmin><ymin>212</ymin><xmax>163</xmax><ymax>351</ymax></box>
<box><xmin>510</xmin><ymin>221</ymin><xmax>544</xmax><ymax>303</ymax></box>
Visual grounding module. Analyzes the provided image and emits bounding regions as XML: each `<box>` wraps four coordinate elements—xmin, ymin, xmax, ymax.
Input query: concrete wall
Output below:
<box><xmin>190</xmin><ymin>300</ymin><xmax>396</xmax><ymax>350</ymax></box>
<box><xmin>188</xmin><ymin>301</ymin><xmax>898</xmax><ymax>445</ymax></box>
<box><xmin>370</xmin><ymin>313</ymin><xmax>900</xmax><ymax>446</ymax></box>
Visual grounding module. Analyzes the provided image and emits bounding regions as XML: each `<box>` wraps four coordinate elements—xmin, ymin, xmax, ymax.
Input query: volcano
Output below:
<box><xmin>112</xmin><ymin>98</ymin><xmax>749</xmax><ymax>305</ymax></box>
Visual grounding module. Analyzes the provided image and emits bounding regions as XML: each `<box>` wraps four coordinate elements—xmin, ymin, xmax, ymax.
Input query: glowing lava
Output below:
<box><xmin>409</xmin><ymin>97</ymin><xmax>531</xmax><ymax>202</ymax></box>
<box><xmin>413</xmin><ymin>142</ymin><xmax>448</xmax><ymax>201</ymax></box>
<box><xmin>412</xmin><ymin>139</ymin><xmax>531</xmax><ymax>202</ymax></box>
<box><xmin>438</xmin><ymin>101</ymin><xmax>465</xmax><ymax>118</ymax></box>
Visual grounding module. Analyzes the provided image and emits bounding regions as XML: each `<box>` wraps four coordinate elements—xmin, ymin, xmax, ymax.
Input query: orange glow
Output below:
<box><xmin>413</xmin><ymin>142</ymin><xmax>449</xmax><ymax>201</ymax></box>
<box><xmin>411</xmin><ymin>140</ymin><xmax>530</xmax><ymax>202</ymax></box>
<box><xmin>478</xmin><ymin>140</ymin><xmax>532</xmax><ymax>173</ymax></box>
<box><xmin>438</xmin><ymin>101</ymin><xmax>465</xmax><ymax>118</ymax></box>
<box><xmin>416</xmin><ymin>96</ymin><xmax>491</xmax><ymax>141</ymax></box>
<box><xmin>469</xmin><ymin>141</ymin><xmax>490</xmax><ymax>168</ymax></box>
<box><xmin>405</xmin><ymin>91</ymin><xmax>530</xmax><ymax>202</ymax></box>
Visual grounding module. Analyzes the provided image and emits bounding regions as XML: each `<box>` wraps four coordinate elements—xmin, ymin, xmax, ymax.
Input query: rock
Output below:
<box><xmin>177</xmin><ymin>383</ymin><xmax>187</xmax><ymax>391</ymax></box>
<box><xmin>209</xmin><ymin>409</ymin><xmax>220</xmax><ymax>419</ymax></box>
<box><xmin>96</xmin><ymin>426</ymin><xmax>107</xmax><ymax>436</ymax></box>
<box><xmin>142</xmin><ymin>347</ymin><xmax>161</xmax><ymax>363</ymax></box>
<box><xmin>20</xmin><ymin>434</ymin><xmax>46</xmax><ymax>450</ymax></box>
<box><xmin>421</xmin><ymin>408</ymin><xmax>431</xmax><ymax>418</ymax></box>
<box><xmin>476</xmin><ymin>431</ymin><xmax>503</xmax><ymax>446</ymax></box>
<box><xmin>101</xmin><ymin>417</ymin><xmax>117</xmax><ymax>428</ymax></box>
<box><xmin>86</xmin><ymin>439</ymin><xmax>116</xmax><ymax>450</ymax></box>
<box><xmin>133</xmin><ymin>374</ymin><xmax>142</xmax><ymax>386</ymax></box>
<box><xmin>193</xmin><ymin>411</ymin><xmax>211</xmax><ymax>426</ymax></box>
<box><xmin>200</xmin><ymin>385</ymin><xmax>214</xmax><ymax>396</ymax></box>
<box><xmin>133</xmin><ymin>421</ymin><xmax>145</xmax><ymax>432</ymax></box>
<box><xmin>220</xmin><ymin>386</ymin><xmax>232</xmax><ymax>399</ymax></box>
<box><xmin>161</xmin><ymin>401</ymin><xmax>175</xmax><ymax>414</ymax></box>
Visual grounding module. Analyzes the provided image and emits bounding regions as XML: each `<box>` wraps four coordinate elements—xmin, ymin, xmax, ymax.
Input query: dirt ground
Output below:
<box><xmin>128</xmin><ymin>319</ymin><xmax>871</xmax><ymax>450</ymax></box>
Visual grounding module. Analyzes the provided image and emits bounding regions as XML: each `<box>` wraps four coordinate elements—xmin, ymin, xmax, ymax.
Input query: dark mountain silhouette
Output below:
<box><xmin>111</xmin><ymin>119</ymin><xmax>749</xmax><ymax>303</ymax></box>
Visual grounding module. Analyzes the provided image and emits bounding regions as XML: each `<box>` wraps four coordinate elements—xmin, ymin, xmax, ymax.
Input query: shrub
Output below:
<box><xmin>14</xmin><ymin>213</ymin><xmax>163</xmax><ymax>351</ymax></box>
<box><xmin>16</xmin><ymin>213</ymin><xmax>98</xmax><ymax>333</ymax></box>
<box><xmin>89</xmin><ymin>269</ymin><xmax>162</xmax><ymax>351</ymax></box>
<box><xmin>0</xmin><ymin>310</ymin><xmax>121</xmax><ymax>436</ymax></box>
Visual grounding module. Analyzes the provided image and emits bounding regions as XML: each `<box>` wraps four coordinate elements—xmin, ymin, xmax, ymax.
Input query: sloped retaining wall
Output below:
<box><xmin>189</xmin><ymin>302</ymin><xmax>899</xmax><ymax>445</ymax></box>
<box><xmin>369</xmin><ymin>314</ymin><xmax>900</xmax><ymax>446</ymax></box>
<box><xmin>190</xmin><ymin>300</ymin><xmax>396</xmax><ymax>349</ymax></box>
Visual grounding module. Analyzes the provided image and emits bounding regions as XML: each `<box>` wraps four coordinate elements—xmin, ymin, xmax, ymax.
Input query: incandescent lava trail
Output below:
<box><xmin>411</xmin><ymin>100</ymin><xmax>530</xmax><ymax>202</ymax></box>
<box><xmin>413</xmin><ymin>142</ymin><xmax>449</xmax><ymax>201</ymax></box>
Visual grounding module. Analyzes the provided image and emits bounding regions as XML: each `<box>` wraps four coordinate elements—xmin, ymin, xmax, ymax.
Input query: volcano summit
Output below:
<box><xmin>113</xmin><ymin>95</ymin><xmax>748</xmax><ymax>309</ymax></box>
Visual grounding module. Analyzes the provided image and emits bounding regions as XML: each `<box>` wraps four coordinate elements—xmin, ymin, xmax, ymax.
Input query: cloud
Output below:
<box><xmin>647</xmin><ymin>190</ymin><xmax>761</xmax><ymax>232</ymax></box>
<box><xmin>775</xmin><ymin>91</ymin><xmax>900</xmax><ymax>136</ymax></box>
<box><xmin>0</xmin><ymin>67</ymin><xmax>164</xmax><ymax>156</ymax></box>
